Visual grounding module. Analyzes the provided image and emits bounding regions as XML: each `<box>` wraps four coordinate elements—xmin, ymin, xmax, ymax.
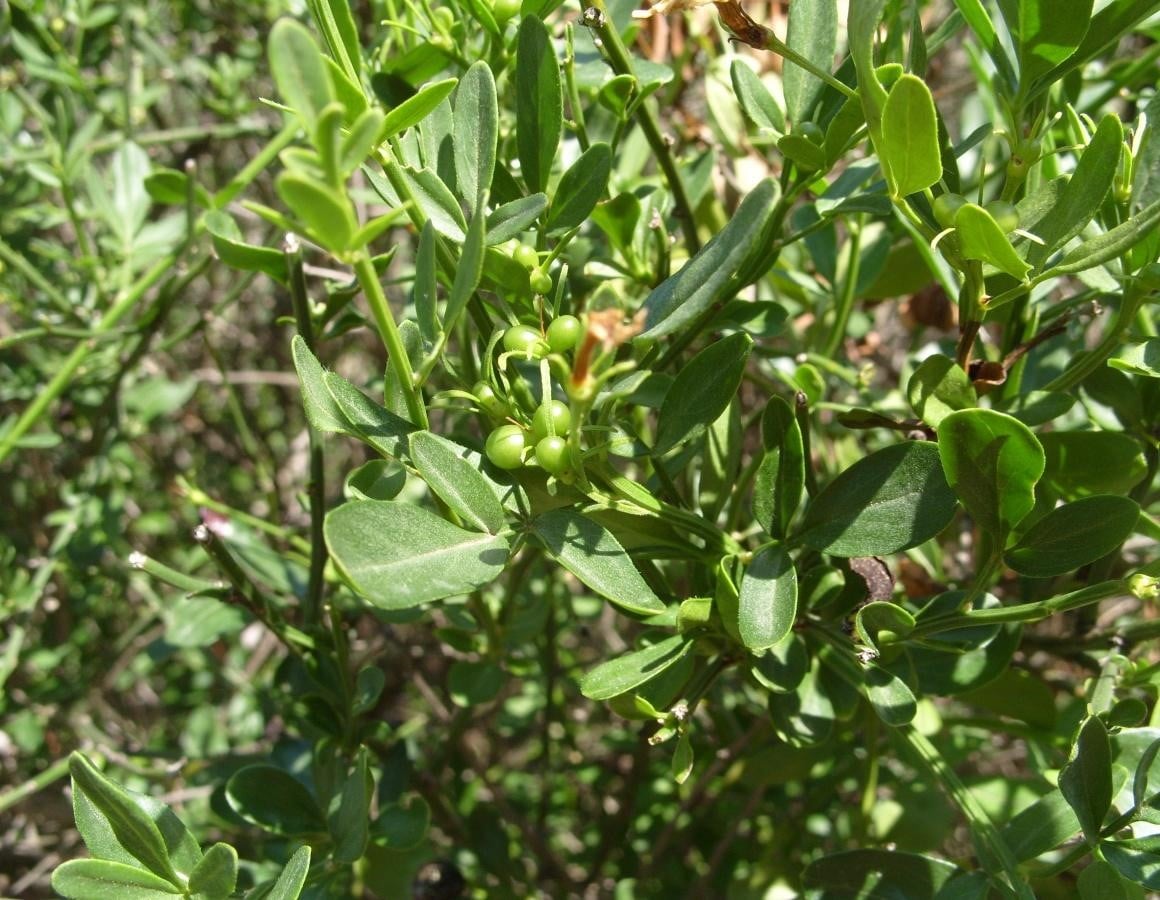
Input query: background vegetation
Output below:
<box><xmin>1</xmin><ymin>0</ymin><xmax>1159</xmax><ymax>898</ymax></box>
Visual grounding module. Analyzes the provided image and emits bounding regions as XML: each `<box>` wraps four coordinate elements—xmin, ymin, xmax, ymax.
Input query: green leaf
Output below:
<box><xmin>1060</xmin><ymin>716</ymin><xmax>1113</xmax><ymax>844</ymax></box>
<box><xmin>796</xmin><ymin>441</ymin><xmax>958</xmax><ymax>557</ymax></box>
<box><xmin>863</xmin><ymin>665</ymin><xmax>917</xmax><ymax>726</ymax></box>
<box><xmin>445</xmin><ymin>204</ymin><xmax>486</xmax><ymax>332</ymax></box>
<box><xmin>803</xmin><ymin>849</ymin><xmax>960</xmax><ymax>897</ymax></box>
<box><xmin>1040</xmin><ymin>431</ymin><xmax>1147</xmax><ymax>499</ymax></box>
<box><xmin>655</xmin><ymin>333</ymin><xmax>753</xmax><ymax>453</ymax></box>
<box><xmin>329</xmin><ymin>748</ymin><xmax>372</xmax><ymax>864</ymax></box>
<box><xmin>306</xmin><ymin>0</ymin><xmax>361</xmax><ymax>80</ymax></box>
<box><xmin>999</xmin><ymin>789</ymin><xmax>1080</xmax><ymax>861</ymax></box>
<box><xmin>268</xmin><ymin>19</ymin><xmax>333</xmax><ymax>128</ymax></box>
<box><xmin>938</xmin><ymin>409</ymin><xmax>1044</xmax><ymax>547</ymax></box>
<box><xmin>163</xmin><ymin>595</ymin><xmax>245</xmax><ymax>648</ymax></box>
<box><xmin>533</xmin><ymin>509</ymin><xmax>666</xmax><ymax>615</ymax></box>
<box><xmin>144</xmin><ymin>168</ymin><xmax>211</xmax><ymax>208</ymax></box>
<box><xmin>340</xmin><ymin>108</ymin><xmax>385</xmax><ymax>177</ymax></box>
<box><xmin>546</xmin><ymin>142</ymin><xmax>611</xmax><ymax>234</ymax></box>
<box><xmin>952</xmin><ymin>0</ymin><xmax>1018</xmax><ymax>90</ymax></box>
<box><xmin>671</xmin><ymin>731</ymin><xmax>694</xmax><ymax>784</ymax></box>
<box><xmin>730</xmin><ymin>59</ymin><xmax>785</xmax><ymax>134</ymax></box>
<box><xmin>578</xmin><ymin>634</ymin><xmax>692</xmax><ymax>701</ymax></box>
<box><xmin>188</xmin><ymin>843</ymin><xmax>238</xmax><ymax>897</ymax></box>
<box><xmin>226</xmin><ymin>766</ymin><xmax>326</xmax><ymax>837</ymax></box>
<box><xmin>783</xmin><ymin>0</ymin><xmax>838</xmax><ymax>124</ymax></box>
<box><xmin>379</xmin><ymin>78</ymin><xmax>458</xmax><ymax>142</ymax></box>
<box><xmin>52</xmin><ymin>860</ymin><xmax>183</xmax><ymax>899</ymax></box>
<box><xmin>68</xmin><ymin>753</ymin><xmax>182</xmax><ymax>886</ymax></box>
<box><xmin>1103</xmin><ymin>836</ymin><xmax>1160</xmax><ymax>891</ymax></box>
<box><xmin>1029</xmin><ymin>114</ymin><xmax>1122</xmax><ymax>267</ymax></box>
<box><xmin>262</xmin><ymin>845</ymin><xmax>311</xmax><ymax>900</ymax></box>
<box><xmin>372</xmin><ymin>796</ymin><xmax>430</xmax><ymax>850</ymax></box>
<box><xmin>907</xmin><ymin>354</ymin><xmax>976</xmax><ymax>427</ymax></box>
<box><xmin>737</xmin><ymin>543</ymin><xmax>798</xmax><ymax>651</ymax></box>
<box><xmin>954</xmin><ymin>202</ymin><xmax>1032</xmax><ymax>280</ymax></box>
<box><xmin>752</xmin><ymin>396</ymin><xmax>805</xmax><ymax>539</ymax></box>
<box><xmin>848</xmin><ymin>0</ymin><xmax>890</xmax><ymax>129</ymax></box>
<box><xmin>639</xmin><ymin>179</ymin><xmax>780</xmax><ymax>340</ymax></box>
<box><xmin>409</xmin><ymin>432</ymin><xmax>506</xmax><ymax>534</ymax></box>
<box><xmin>276</xmin><ymin>171</ymin><xmax>355</xmax><ymax>252</ymax></box>
<box><xmin>961</xmin><ymin>667</ymin><xmax>1057</xmax><ymax>729</ymax></box>
<box><xmin>352</xmin><ymin>665</ymin><xmax>387</xmax><ymax>714</ymax></box>
<box><xmin>1039</xmin><ymin>196</ymin><xmax>1160</xmax><ymax>280</ymax></box>
<box><xmin>325</xmin><ymin>501</ymin><xmax>508</xmax><ymax>610</ymax></box>
<box><xmin>453</xmin><ymin>62</ymin><xmax>498</xmax><ymax>206</ymax></box>
<box><xmin>1006</xmin><ymin>0</ymin><xmax>1094</xmax><ymax>93</ymax></box>
<box><xmin>1078</xmin><ymin>859</ymin><xmax>1135</xmax><ymax>900</ymax></box>
<box><xmin>1110</xmin><ymin>340</ymin><xmax>1160</xmax><ymax>378</ymax></box>
<box><xmin>855</xmin><ymin>601</ymin><xmax>916</xmax><ymax>653</ymax></box>
<box><xmin>292</xmin><ymin>335</ymin><xmax>348</xmax><ymax>433</ymax></box>
<box><xmin>486</xmin><ymin>193</ymin><xmax>548</xmax><ymax>244</ymax></box>
<box><xmin>448</xmin><ymin>660</ymin><xmax>504</xmax><ymax>707</ymax></box>
<box><xmin>1005</xmin><ymin>495</ymin><xmax>1139</xmax><ymax>577</ymax></box>
<box><xmin>413</xmin><ymin>221</ymin><xmax>439</xmax><ymax>343</ymax></box>
<box><xmin>322</xmin><ymin>371</ymin><xmax>416</xmax><ymax>459</ymax></box>
<box><xmin>880</xmin><ymin>74</ymin><xmax>942</xmax><ymax>198</ymax></box>
<box><xmin>205</xmin><ymin>210</ymin><xmax>287</xmax><ymax>282</ymax></box>
<box><xmin>396</xmin><ymin>166</ymin><xmax>467</xmax><ymax>241</ymax></box>
<box><xmin>516</xmin><ymin>16</ymin><xmax>562</xmax><ymax>193</ymax></box>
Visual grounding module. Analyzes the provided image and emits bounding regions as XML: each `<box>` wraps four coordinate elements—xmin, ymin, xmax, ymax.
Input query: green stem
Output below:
<box><xmin>1043</xmin><ymin>286</ymin><xmax>1145</xmax><ymax>393</ymax></box>
<box><xmin>821</xmin><ymin>220</ymin><xmax>863</xmax><ymax>358</ymax></box>
<box><xmin>352</xmin><ymin>252</ymin><xmax>429</xmax><ymax>429</ymax></box>
<box><xmin>0</xmin><ymin>756</ymin><xmax>71</xmax><ymax>816</ymax></box>
<box><xmin>213</xmin><ymin>119</ymin><xmax>300</xmax><ymax>209</ymax></box>
<box><xmin>586</xmin><ymin>3</ymin><xmax>701</xmax><ymax>252</ymax></box>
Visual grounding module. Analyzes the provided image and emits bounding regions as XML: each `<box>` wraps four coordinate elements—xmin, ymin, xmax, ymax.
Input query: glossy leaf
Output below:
<box><xmin>855</xmin><ymin>601</ymin><xmax>915</xmax><ymax>653</ymax></box>
<box><xmin>907</xmin><ymin>355</ymin><xmax>976</xmax><ymax>427</ymax></box>
<box><xmin>533</xmin><ymin>509</ymin><xmax>665</xmax><ymax>615</ymax></box>
<box><xmin>753</xmin><ymin>396</ymin><xmax>805</xmax><ymax>539</ymax></box>
<box><xmin>938</xmin><ymin>409</ymin><xmax>1044</xmax><ymax>546</ymax></box>
<box><xmin>796</xmin><ymin>441</ymin><xmax>958</xmax><ymax>557</ymax></box>
<box><xmin>1040</xmin><ymin>431</ymin><xmax>1148</xmax><ymax>499</ymax></box>
<box><xmin>737</xmin><ymin>543</ymin><xmax>798</xmax><ymax>651</ymax></box>
<box><xmin>1060</xmin><ymin>716</ymin><xmax>1113</xmax><ymax>844</ymax></box>
<box><xmin>863</xmin><ymin>665</ymin><xmax>917</xmax><ymax>726</ymax></box>
<box><xmin>1005</xmin><ymin>495</ymin><xmax>1139</xmax><ymax>576</ymax></box>
<box><xmin>546</xmin><ymin>142</ymin><xmax>611</xmax><ymax>234</ymax></box>
<box><xmin>516</xmin><ymin>16</ymin><xmax>562</xmax><ymax>193</ymax></box>
<box><xmin>329</xmin><ymin>748</ymin><xmax>372</xmax><ymax>864</ymax></box>
<box><xmin>655</xmin><ymin>333</ymin><xmax>753</xmax><ymax>453</ymax></box>
<box><xmin>578</xmin><ymin>634</ymin><xmax>692</xmax><ymax>701</ymax></box>
<box><xmin>52</xmin><ymin>860</ymin><xmax>182</xmax><ymax>899</ymax></box>
<box><xmin>453</xmin><ymin>62</ymin><xmax>498</xmax><ymax>206</ymax></box>
<box><xmin>226</xmin><ymin>766</ymin><xmax>326</xmax><ymax>837</ymax></box>
<box><xmin>325</xmin><ymin>501</ymin><xmax>508</xmax><ymax>609</ymax></box>
<box><xmin>880</xmin><ymin>74</ymin><xmax>942</xmax><ymax>198</ymax></box>
<box><xmin>639</xmin><ymin>179</ymin><xmax>780</xmax><ymax>340</ymax></box>
<box><xmin>409</xmin><ymin>432</ymin><xmax>505</xmax><ymax>534</ymax></box>
<box><xmin>953</xmin><ymin>202</ymin><xmax>1032</xmax><ymax>280</ymax></box>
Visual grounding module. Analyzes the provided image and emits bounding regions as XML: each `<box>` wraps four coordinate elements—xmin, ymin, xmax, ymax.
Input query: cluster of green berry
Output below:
<box><xmin>476</xmin><ymin>315</ymin><xmax>585</xmax><ymax>476</ymax></box>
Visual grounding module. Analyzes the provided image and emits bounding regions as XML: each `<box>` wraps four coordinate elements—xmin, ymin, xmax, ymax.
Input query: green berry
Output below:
<box><xmin>485</xmin><ymin>424</ymin><xmax>526</xmax><ymax>469</ymax></box>
<box><xmin>985</xmin><ymin>200</ymin><xmax>1020</xmax><ymax>233</ymax></box>
<box><xmin>529</xmin><ymin>267</ymin><xmax>553</xmax><ymax>295</ymax></box>
<box><xmin>502</xmin><ymin>324</ymin><xmax>546</xmax><ymax>357</ymax></box>
<box><xmin>531</xmin><ymin>400</ymin><xmax>571</xmax><ymax>442</ymax></box>
<box><xmin>535</xmin><ymin>436</ymin><xmax>570</xmax><ymax>475</ymax></box>
<box><xmin>932</xmin><ymin>193</ymin><xmax>967</xmax><ymax>229</ymax></box>
<box><xmin>546</xmin><ymin>315</ymin><xmax>582</xmax><ymax>353</ymax></box>
<box><xmin>473</xmin><ymin>382</ymin><xmax>507</xmax><ymax>419</ymax></box>
<box><xmin>513</xmin><ymin>243</ymin><xmax>539</xmax><ymax>270</ymax></box>
<box><xmin>491</xmin><ymin>0</ymin><xmax>520</xmax><ymax>24</ymax></box>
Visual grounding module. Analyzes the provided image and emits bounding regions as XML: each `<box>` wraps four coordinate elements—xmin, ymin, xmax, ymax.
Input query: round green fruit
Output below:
<box><xmin>531</xmin><ymin>400</ymin><xmax>571</xmax><ymax>442</ymax></box>
<box><xmin>513</xmin><ymin>243</ymin><xmax>539</xmax><ymax>270</ymax></box>
<box><xmin>932</xmin><ymin>193</ymin><xmax>967</xmax><ymax>229</ymax></box>
<box><xmin>535</xmin><ymin>436</ymin><xmax>570</xmax><ymax>475</ymax></box>
<box><xmin>491</xmin><ymin>0</ymin><xmax>521</xmax><ymax>24</ymax></box>
<box><xmin>485</xmin><ymin>424</ymin><xmax>526</xmax><ymax>470</ymax></box>
<box><xmin>503</xmin><ymin>324</ymin><xmax>546</xmax><ymax>357</ymax></box>
<box><xmin>473</xmin><ymin>382</ymin><xmax>507</xmax><ymax>419</ymax></box>
<box><xmin>546</xmin><ymin>315</ymin><xmax>582</xmax><ymax>353</ymax></box>
<box><xmin>529</xmin><ymin>267</ymin><xmax>553</xmax><ymax>295</ymax></box>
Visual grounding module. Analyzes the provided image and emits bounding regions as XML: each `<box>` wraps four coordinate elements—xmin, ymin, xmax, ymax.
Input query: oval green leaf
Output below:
<box><xmin>578</xmin><ymin>634</ymin><xmax>692</xmax><ymax>701</ymax></box>
<box><xmin>737</xmin><ymin>543</ymin><xmax>798</xmax><ymax>651</ymax></box>
<box><xmin>1005</xmin><ymin>495</ymin><xmax>1139</xmax><ymax>577</ymax></box>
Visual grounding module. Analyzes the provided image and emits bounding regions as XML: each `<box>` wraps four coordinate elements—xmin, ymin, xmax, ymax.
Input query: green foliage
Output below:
<box><xmin>2</xmin><ymin>0</ymin><xmax>1160</xmax><ymax>897</ymax></box>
